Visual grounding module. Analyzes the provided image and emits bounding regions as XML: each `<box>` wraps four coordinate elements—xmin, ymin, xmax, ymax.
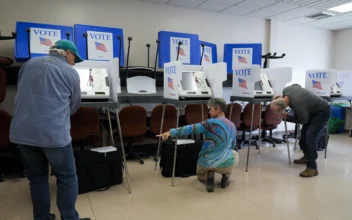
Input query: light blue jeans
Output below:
<box><xmin>19</xmin><ymin>142</ymin><xmax>80</xmax><ymax>220</ymax></box>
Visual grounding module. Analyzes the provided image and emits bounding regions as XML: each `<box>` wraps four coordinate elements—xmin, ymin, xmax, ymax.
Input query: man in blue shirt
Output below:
<box><xmin>10</xmin><ymin>40</ymin><xmax>90</xmax><ymax>220</ymax></box>
<box><xmin>157</xmin><ymin>98</ymin><xmax>239</xmax><ymax>192</ymax></box>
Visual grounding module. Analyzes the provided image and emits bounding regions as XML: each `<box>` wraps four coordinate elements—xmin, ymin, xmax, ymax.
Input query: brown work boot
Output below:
<box><xmin>294</xmin><ymin>156</ymin><xmax>307</xmax><ymax>164</ymax></box>
<box><xmin>300</xmin><ymin>168</ymin><xmax>319</xmax><ymax>178</ymax></box>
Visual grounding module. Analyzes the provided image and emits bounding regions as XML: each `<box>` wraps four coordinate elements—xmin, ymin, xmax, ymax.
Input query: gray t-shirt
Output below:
<box><xmin>283</xmin><ymin>84</ymin><xmax>329</xmax><ymax>124</ymax></box>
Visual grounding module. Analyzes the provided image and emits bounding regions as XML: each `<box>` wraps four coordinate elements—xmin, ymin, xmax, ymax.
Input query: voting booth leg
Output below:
<box><xmin>294</xmin><ymin>124</ymin><xmax>300</xmax><ymax>150</ymax></box>
<box><xmin>246</xmin><ymin>104</ymin><xmax>255</xmax><ymax>172</ymax></box>
<box><xmin>155</xmin><ymin>104</ymin><xmax>166</xmax><ymax>171</ymax></box>
<box><xmin>284</xmin><ymin>119</ymin><xmax>292</xmax><ymax>164</ymax></box>
<box><xmin>325</xmin><ymin>121</ymin><xmax>329</xmax><ymax>159</ymax></box>
<box><xmin>258</xmin><ymin>106</ymin><xmax>262</xmax><ymax>155</ymax></box>
<box><xmin>115</xmin><ymin>108</ymin><xmax>132</xmax><ymax>194</ymax></box>
<box><xmin>107</xmin><ymin>109</ymin><xmax>115</xmax><ymax>147</ymax></box>
<box><xmin>171</xmin><ymin>106</ymin><xmax>180</xmax><ymax>187</ymax></box>
<box><xmin>229</xmin><ymin>101</ymin><xmax>234</xmax><ymax>122</ymax></box>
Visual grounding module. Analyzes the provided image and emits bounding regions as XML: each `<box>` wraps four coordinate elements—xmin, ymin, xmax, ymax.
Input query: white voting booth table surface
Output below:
<box><xmin>231</xmin><ymin>65</ymin><xmax>293</xmax><ymax>172</ymax></box>
<box><xmin>157</xmin><ymin>61</ymin><xmax>227</xmax><ymax>187</ymax></box>
<box><xmin>73</xmin><ymin>59</ymin><xmax>132</xmax><ymax>194</ymax></box>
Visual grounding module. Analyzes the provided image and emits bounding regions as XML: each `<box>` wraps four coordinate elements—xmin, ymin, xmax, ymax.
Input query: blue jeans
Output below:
<box><xmin>19</xmin><ymin>143</ymin><xmax>80</xmax><ymax>220</ymax></box>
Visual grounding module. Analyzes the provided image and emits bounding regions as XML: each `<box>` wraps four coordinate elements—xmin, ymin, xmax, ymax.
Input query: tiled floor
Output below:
<box><xmin>1</xmin><ymin>134</ymin><xmax>352</xmax><ymax>220</ymax></box>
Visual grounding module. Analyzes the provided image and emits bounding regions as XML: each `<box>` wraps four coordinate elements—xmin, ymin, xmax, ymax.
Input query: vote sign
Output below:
<box><xmin>232</xmin><ymin>48</ymin><xmax>253</xmax><ymax>68</ymax></box>
<box><xmin>232</xmin><ymin>65</ymin><xmax>260</xmax><ymax>98</ymax></box>
<box><xmin>201</xmin><ymin>46</ymin><xmax>213</xmax><ymax>64</ymax></box>
<box><xmin>87</xmin><ymin>31</ymin><xmax>113</xmax><ymax>61</ymax></box>
<box><xmin>164</xmin><ymin>61</ymin><xmax>182</xmax><ymax>100</ymax></box>
<box><xmin>30</xmin><ymin>28</ymin><xmax>61</xmax><ymax>54</ymax></box>
<box><xmin>305</xmin><ymin>70</ymin><xmax>332</xmax><ymax>97</ymax></box>
<box><xmin>170</xmin><ymin>37</ymin><xmax>191</xmax><ymax>64</ymax></box>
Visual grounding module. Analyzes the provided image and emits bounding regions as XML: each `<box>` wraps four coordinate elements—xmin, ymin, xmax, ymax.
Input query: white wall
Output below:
<box><xmin>269</xmin><ymin>20</ymin><xmax>334</xmax><ymax>131</ymax></box>
<box><xmin>269</xmin><ymin>20</ymin><xmax>334</xmax><ymax>88</ymax></box>
<box><xmin>333</xmin><ymin>28</ymin><xmax>352</xmax><ymax>70</ymax></box>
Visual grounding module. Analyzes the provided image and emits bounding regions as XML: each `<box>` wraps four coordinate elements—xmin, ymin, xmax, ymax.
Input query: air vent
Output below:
<box><xmin>306</xmin><ymin>12</ymin><xmax>333</xmax><ymax>20</ymax></box>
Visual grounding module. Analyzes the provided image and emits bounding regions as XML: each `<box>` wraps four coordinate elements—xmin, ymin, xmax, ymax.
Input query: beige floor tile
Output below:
<box><xmin>1</xmin><ymin>134</ymin><xmax>352</xmax><ymax>220</ymax></box>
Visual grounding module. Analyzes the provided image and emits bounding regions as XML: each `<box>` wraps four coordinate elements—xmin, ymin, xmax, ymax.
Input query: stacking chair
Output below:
<box><xmin>114</xmin><ymin>106</ymin><xmax>148</xmax><ymax>164</ymax></box>
<box><xmin>238</xmin><ymin>103</ymin><xmax>262</xmax><ymax>149</ymax></box>
<box><xmin>260</xmin><ymin>103</ymin><xmax>282</xmax><ymax>147</ymax></box>
<box><xmin>185</xmin><ymin>104</ymin><xmax>208</xmax><ymax>125</ymax></box>
<box><xmin>225</xmin><ymin>103</ymin><xmax>242</xmax><ymax>149</ymax></box>
<box><xmin>0</xmin><ymin>68</ymin><xmax>24</xmax><ymax>180</ymax></box>
<box><xmin>70</xmin><ymin>107</ymin><xmax>101</xmax><ymax>150</ymax></box>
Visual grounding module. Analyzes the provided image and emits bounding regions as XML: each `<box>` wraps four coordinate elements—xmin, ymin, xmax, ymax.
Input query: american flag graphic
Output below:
<box><xmin>168</xmin><ymin>77</ymin><xmax>174</xmax><ymax>89</ymax></box>
<box><xmin>95</xmin><ymin>42</ymin><xmax>107</xmax><ymax>52</ymax></box>
<box><xmin>312</xmin><ymin>80</ymin><xmax>322</xmax><ymax>90</ymax></box>
<box><xmin>204</xmin><ymin>54</ymin><xmax>210</xmax><ymax>62</ymax></box>
<box><xmin>238</xmin><ymin>55</ymin><xmax>247</xmax><ymax>64</ymax></box>
<box><xmin>176</xmin><ymin>46</ymin><xmax>186</xmax><ymax>56</ymax></box>
<box><xmin>39</xmin><ymin>37</ymin><xmax>52</xmax><ymax>46</ymax></box>
<box><xmin>238</xmin><ymin>78</ymin><xmax>247</xmax><ymax>89</ymax></box>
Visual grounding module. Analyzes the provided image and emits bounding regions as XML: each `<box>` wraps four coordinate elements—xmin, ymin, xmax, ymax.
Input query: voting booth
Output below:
<box><xmin>223</xmin><ymin>43</ymin><xmax>262</xmax><ymax>74</ymax></box>
<box><xmin>73</xmin><ymin>58</ymin><xmax>121</xmax><ymax>102</ymax></box>
<box><xmin>15</xmin><ymin>21</ymin><xmax>74</xmax><ymax>62</ymax></box>
<box><xmin>158</xmin><ymin>31</ymin><xmax>200</xmax><ymax>68</ymax></box>
<box><xmin>305</xmin><ymin>69</ymin><xmax>336</xmax><ymax>97</ymax></box>
<box><xmin>337</xmin><ymin>70</ymin><xmax>352</xmax><ymax>96</ymax></box>
<box><xmin>232</xmin><ymin>65</ymin><xmax>274</xmax><ymax>98</ymax></box>
<box><xmin>200</xmin><ymin>41</ymin><xmax>218</xmax><ymax>65</ymax></box>
<box><xmin>163</xmin><ymin>62</ymin><xmax>227</xmax><ymax>100</ymax></box>
<box><xmin>74</xmin><ymin>24</ymin><xmax>124</xmax><ymax>65</ymax></box>
<box><xmin>262</xmin><ymin>67</ymin><xmax>293</xmax><ymax>96</ymax></box>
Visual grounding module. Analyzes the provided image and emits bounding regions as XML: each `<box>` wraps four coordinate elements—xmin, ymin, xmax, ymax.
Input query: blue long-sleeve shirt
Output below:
<box><xmin>170</xmin><ymin>116</ymin><xmax>236</xmax><ymax>168</ymax></box>
<box><xmin>10</xmin><ymin>52</ymin><xmax>81</xmax><ymax>148</ymax></box>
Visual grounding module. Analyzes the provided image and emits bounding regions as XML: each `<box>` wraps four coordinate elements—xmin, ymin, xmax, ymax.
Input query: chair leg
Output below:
<box><xmin>126</xmin><ymin>140</ymin><xmax>145</xmax><ymax>165</ymax></box>
<box><xmin>261</xmin><ymin>137</ymin><xmax>276</xmax><ymax>147</ymax></box>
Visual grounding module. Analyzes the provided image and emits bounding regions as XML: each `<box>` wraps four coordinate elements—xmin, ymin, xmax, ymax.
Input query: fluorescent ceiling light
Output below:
<box><xmin>329</xmin><ymin>2</ymin><xmax>352</xmax><ymax>13</ymax></box>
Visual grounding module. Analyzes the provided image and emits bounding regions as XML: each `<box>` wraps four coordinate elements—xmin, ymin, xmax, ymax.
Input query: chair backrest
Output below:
<box><xmin>119</xmin><ymin>105</ymin><xmax>147</xmax><ymax>137</ymax></box>
<box><xmin>263</xmin><ymin>103</ymin><xmax>282</xmax><ymax>126</ymax></box>
<box><xmin>242</xmin><ymin>103</ymin><xmax>261</xmax><ymax>129</ymax></box>
<box><xmin>0</xmin><ymin>68</ymin><xmax>6</xmax><ymax>103</ymax></box>
<box><xmin>0</xmin><ymin>109</ymin><xmax>11</xmax><ymax>146</ymax></box>
<box><xmin>150</xmin><ymin>104</ymin><xmax>177</xmax><ymax>134</ymax></box>
<box><xmin>70</xmin><ymin>107</ymin><xmax>101</xmax><ymax>142</ymax></box>
<box><xmin>185</xmin><ymin>104</ymin><xmax>208</xmax><ymax>125</ymax></box>
<box><xmin>225</xmin><ymin>103</ymin><xmax>242</xmax><ymax>129</ymax></box>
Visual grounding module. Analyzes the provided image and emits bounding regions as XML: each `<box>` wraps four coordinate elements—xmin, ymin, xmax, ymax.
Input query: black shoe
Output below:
<box><xmin>206</xmin><ymin>171</ymin><xmax>215</xmax><ymax>192</ymax></box>
<box><xmin>80</xmin><ymin>218</ymin><xmax>91</xmax><ymax>220</ymax></box>
<box><xmin>50</xmin><ymin>214</ymin><xmax>56</xmax><ymax>220</ymax></box>
<box><xmin>0</xmin><ymin>174</ymin><xmax>5</xmax><ymax>182</ymax></box>
<box><xmin>221</xmin><ymin>175</ymin><xmax>230</xmax><ymax>188</ymax></box>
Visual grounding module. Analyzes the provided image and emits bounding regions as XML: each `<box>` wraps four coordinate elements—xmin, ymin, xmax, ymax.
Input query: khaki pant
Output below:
<box><xmin>197</xmin><ymin>150</ymin><xmax>239</xmax><ymax>181</ymax></box>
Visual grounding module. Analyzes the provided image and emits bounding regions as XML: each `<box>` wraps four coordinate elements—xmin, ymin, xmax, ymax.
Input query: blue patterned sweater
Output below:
<box><xmin>170</xmin><ymin>116</ymin><xmax>236</xmax><ymax>168</ymax></box>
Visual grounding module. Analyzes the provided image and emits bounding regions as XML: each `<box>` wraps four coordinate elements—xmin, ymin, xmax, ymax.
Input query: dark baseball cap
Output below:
<box><xmin>52</xmin><ymin>40</ymin><xmax>83</xmax><ymax>63</ymax></box>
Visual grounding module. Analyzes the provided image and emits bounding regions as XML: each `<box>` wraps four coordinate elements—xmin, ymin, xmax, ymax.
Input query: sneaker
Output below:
<box><xmin>50</xmin><ymin>214</ymin><xmax>56</xmax><ymax>220</ymax></box>
<box><xmin>206</xmin><ymin>171</ymin><xmax>215</xmax><ymax>192</ymax></box>
<box><xmin>221</xmin><ymin>175</ymin><xmax>230</xmax><ymax>188</ymax></box>
<box><xmin>294</xmin><ymin>156</ymin><xmax>307</xmax><ymax>164</ymax></box>
<box><xmin>80</xmin><ymin>218</ymin><xmax>91</xmax><ymax>220</ymax></box>
<box><xmin>300</xmin><ymin>168</ymin><xmax>319</xmax><ymax>178</ymax></box>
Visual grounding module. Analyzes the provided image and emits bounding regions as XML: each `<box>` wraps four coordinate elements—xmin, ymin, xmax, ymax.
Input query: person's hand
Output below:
<box><xmin>281</xmin><ymin>112</ymin><xmax>289</xmax><ymax>119</ymax></box>
<box><xmin>156</xmin><ymin>131</ymin><xmax>171</xmax><ymax>141</ymax></box>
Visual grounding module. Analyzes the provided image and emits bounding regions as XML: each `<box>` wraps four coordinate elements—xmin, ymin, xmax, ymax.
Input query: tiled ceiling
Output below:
<box><xmin>141</xmin><ymin>0</ymin><xmax>352</xmax><ymax>30</ymax></box>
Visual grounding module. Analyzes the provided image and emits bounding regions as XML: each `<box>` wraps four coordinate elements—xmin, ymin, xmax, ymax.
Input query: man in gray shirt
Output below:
<box><xmin>271</xmin><ymin>84</ymin><xmax>330</xmax><ymax>178</ymax></box>
<box><xmin>10</xmin><ymin>40</ymin><xmax>90</xmax><ymax>220</ymax></box>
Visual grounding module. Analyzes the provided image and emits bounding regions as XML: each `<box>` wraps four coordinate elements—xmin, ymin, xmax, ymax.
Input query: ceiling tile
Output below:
<box><xmin>141</xmin><ymin>0</ymin><xmax>169</xmax><ymax>3</ymax></box>
<box><xmin>323</xmin><ymin>18</ymin><xmax>352</xmax><ymax>30</ymax></box>
<box><xmin>281</xmin><ymin>0</ymin><xmax>352</xmax><ymax>10</ymax></box>
<box><xmin>269</xmin><ymin>7</ymin><xmax>319</xmax><ymax>21</ymax></box>
<box><xmin>221</xmin><ymin>0</ymin><xmax>277</xmax><ymax>15</ymax></box>
<box><xmin>285</xmin><ymin>16</ymin><xmax>316</xmax><ymax>24</ymax></box>
<box><xmin>167</xmin><ymin>0</ymin><xmax>206</xmax><ymax>8</ymax></box>
<box><xmin>305</xmin><ymin>11</ymin><xmax>352</xmax><ymax>26</ymax></box>
<box><xmin>244</xmin><ymin>2</ymin><xmax>299</xmax><ymax>18</ymax></box>
<box><xmin>196</xmin><ymin>2</ymin><xmax>231</xmax><ymax>12</ymax></box>
<box><xmin>207</xmin><ymin>0</ymin><xmax>244</xmax><ymax>6</ymax></box>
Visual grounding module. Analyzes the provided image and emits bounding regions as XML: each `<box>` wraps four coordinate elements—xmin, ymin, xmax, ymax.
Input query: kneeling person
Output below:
<box><xmin>157</xmin><ymin>98</ymin><xmax>239</xmax><ymax>192</ymax></box>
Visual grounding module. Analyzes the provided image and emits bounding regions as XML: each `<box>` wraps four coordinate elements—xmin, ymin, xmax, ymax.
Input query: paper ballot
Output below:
<box><xmin>90</xmin><ymin>146</ymin><xmax>117</xmax><ymax>153</ymax></box>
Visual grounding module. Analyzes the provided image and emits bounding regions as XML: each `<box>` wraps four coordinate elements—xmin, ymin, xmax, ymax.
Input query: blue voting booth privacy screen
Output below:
<box><xmin>223</xmin><ymin>43</ymin><xmax>262</xmax><ymax>74</ymax></box>
<box><xmin>158</xmin><ymin>31</ymin><xmax>200</xmax><ymax>68</ymax></box>
<box><xmin>200</xmin><ymin>41</ymin><xmax>218</xmax><ymax>64</ymax></box>
<box><xmin>74</xmin><ymin>24</ymin><xmax>124</xmax><ymax>65</ymax></box>
<box><xmin>15</xmin><ymin>21</ymin><xmax>74</xmax><ymax>62</ymax></box>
